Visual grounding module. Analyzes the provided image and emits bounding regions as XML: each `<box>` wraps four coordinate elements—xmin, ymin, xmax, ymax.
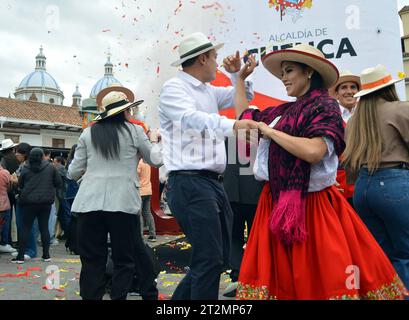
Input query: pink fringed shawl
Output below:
<box><xmin>240</xmin><ymin>88</ymin><xmax>345</xmax><ymax>245</ymax></box>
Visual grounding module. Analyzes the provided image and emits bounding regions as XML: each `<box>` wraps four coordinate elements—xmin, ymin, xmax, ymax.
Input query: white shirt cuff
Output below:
<box><xmin>220</xmin><ymin>118</ymin><xmax>236</xmax><ymax>137</ymax></box>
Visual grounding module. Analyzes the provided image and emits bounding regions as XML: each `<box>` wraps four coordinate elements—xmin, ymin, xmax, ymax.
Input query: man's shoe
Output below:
<box><xmin>147</xmin><ymin>236</ymin><xmax>157</xmax><ymax>242</ymax></box>
<box><xmin>11</xmin><ymin>257</ymin><xmax>25</xmax><ymax>264</ymax></box>
<box><xmin>0</xmin><ymin>244</ymin><xmax>17</xmax><ymax>253</ymax></box>
<box><xmin>223</xmin><ymin>281</ymin><xmax>238</xmax><ymax>298</ymax></box>
<box><xmin>11</xmin><ymin>252</ymin><xmax>32</xmax><ymax>261</ymax></box>
<box><xmin>42</xmin><ymin>256</ymin><xmax>51</xmax><ymax>262</ymax></box>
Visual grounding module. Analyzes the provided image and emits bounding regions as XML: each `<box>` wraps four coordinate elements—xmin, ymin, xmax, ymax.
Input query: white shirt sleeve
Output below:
<box><xmin>213</xmin><ymin>72</ymin><xmax>254</xmax><ymax>111</ymax></box>
<box><xmin>159</xmin><ymin>80</ymin><xmax>236</xmax><ymax>137</ymax></box>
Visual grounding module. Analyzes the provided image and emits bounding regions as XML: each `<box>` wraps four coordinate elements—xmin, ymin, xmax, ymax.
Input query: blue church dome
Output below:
<box><xmin>90</xmin><ymin>76</ymin><xmax>122</xmax><ymax>99</ymax></box>
<box><xmin>18</xmin><ymin>71</ymin><xmax>61</xmax><ymax>90</ymax></box>
<box><xmin>89</xmin><ymin>55</ymin><xmax>122</xmax><ymax>98</ymax></box>
<box><xmin>14</xmin><ymin>46</ymin><xmax>64</xmax><ymax>105</ymax></box>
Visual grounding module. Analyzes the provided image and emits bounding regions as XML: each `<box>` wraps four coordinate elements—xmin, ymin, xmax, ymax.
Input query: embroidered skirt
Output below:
<box><xmin>237</xmin><ymin>184</ymin><xmax>408</xmax><ymax>300</ymax></box>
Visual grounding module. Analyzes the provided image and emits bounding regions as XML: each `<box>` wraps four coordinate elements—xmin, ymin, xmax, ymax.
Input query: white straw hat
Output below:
<box><xmin>262</xmin><ymin>43</ymin><xmax>339</xmax><ymax>89</ymax></box>
<box><xmin>0</xmin><ymin>139</ymin><xmax>18</xmax><ymax>151</ymax></box>
<box><xmin>171</xmin><ymin>32</ymin><xmax>224</xmax><ymax>67</ymax></box>
<box><xmin>354</xmin><ymin>65</ymin><xmax>404</xmax><ymax>98</ymax></box>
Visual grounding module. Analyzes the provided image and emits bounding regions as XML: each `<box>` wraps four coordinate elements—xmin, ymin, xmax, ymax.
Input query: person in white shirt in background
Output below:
<box><xmin>329</xmin><ymin>71</ymin><xmax>361</xmax><ymax>206</ymax></box>
<box><xmin>159</xmin><ymin>32</ymin><xmax>257</xmax><ymax>300</ymax></box>
<box><xmin>329</xmin><ymin>70</ymin><xmax>361</xmax><ymax>124</ymax></box>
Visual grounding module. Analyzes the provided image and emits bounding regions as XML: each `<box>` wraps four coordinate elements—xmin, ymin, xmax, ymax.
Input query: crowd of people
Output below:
<box><xmin>1</xmin><ymin>31</ymin><xmax>409</xmax><ymax>300</ymax></box>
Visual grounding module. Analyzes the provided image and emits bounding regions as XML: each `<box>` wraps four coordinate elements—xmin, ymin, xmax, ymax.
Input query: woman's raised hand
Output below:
<box><xmin>239</xmin><ymin>54</ymin><xmax>257</xmax><ymax>80</ymax></box>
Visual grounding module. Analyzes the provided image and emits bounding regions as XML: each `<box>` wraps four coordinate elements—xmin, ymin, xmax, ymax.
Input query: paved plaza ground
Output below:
<box><xmin>0</xmin><ymin>234</ymin><xmax>234</xmax><ymax>300</ymax></box>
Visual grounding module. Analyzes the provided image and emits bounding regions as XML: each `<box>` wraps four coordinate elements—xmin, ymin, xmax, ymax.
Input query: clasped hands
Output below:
<box><xmin>233</xmin><ymin>120</ymin><xmax>275</xmax><ymax>144</ymax></box>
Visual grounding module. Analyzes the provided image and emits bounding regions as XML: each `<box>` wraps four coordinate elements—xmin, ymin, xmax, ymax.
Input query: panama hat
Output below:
<box><xmin>354</xmin><ymin>65</ymin><xmax>404</xmax><ymax>98</ymax></box>
<box><xmin>0</xmin><ymin>138</ymin><xmax>18</xmax><ymax>151</ymax></box>
<box><xmin>262</xmin><ymin>43</ymin><xmax>339</xmax><ymax>89</ymax></box>
<box><xmin>94</xmin><ymin>86</ymin><xmax>143</xmax><ymax>121</ymax></box>
<box><xmin>171</xmin><ymin>32</ymin><xmax>224</xmax><ymax>67</ymax></box>
<box><xmin>329</xmin><ymin>70</ymin><xmax>361</xmax><ymax>97</ymax></box>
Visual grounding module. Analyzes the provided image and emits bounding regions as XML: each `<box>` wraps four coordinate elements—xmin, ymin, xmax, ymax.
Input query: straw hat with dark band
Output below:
<box><xmin>171</xmin><ymin>32</ymin><xmax>224</xmax><ymax>67</ymax></box>
<box><xmin>262</xmin><ymin>43</ymin><xmax>339</xmax><ymax>89</ymax></box>
<box><xmin>94</xmin><ymin>86</ymin><xmax>143</xmax><ymax>121</ymax></box>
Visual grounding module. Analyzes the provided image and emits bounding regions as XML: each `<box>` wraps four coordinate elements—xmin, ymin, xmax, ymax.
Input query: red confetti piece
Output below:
<box><xmin>42</xmin><ymin>285</ymin><xmax>65</xmax><ymax>292</ymax></box>
<box><xmin>0</xmin><ymin>267</ymin><xmax>41</xmax><ymax>278</ymax></box>
<box><xmin>102</xmin><ymin>29</ymin><xmax>111</xmax><ymax>32</ymax></box>
<box><xmin>125</xmin><ymin>63</ymin><xmax>129</xmax><ymax>68</ymax></box>
<box><xmin>156</xmin><ymin>66</ymin><xmax>160</xmax><ymax>74</ymax></box>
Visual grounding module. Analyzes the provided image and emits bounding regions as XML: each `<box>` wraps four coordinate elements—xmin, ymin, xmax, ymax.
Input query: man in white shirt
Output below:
<box><xmin>330</xmin><ymin>71</ymin><xmax>361</xmax><ymax>207</ymax></box>
<box><xmin>330</xmin><ymin>70</ymin><xmax>361</xmax><ymax>123</ymax></box>
<box><xmin>159</xmin><ymin>32</ymin><xmax>257</xmax><ymax>300</ymax></box>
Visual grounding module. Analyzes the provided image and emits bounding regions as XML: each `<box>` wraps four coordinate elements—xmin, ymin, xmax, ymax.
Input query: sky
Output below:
<box><xmin>0</xmin><ymin>0</ymin><xmax>408</xmax><ymax>126</ymax></box>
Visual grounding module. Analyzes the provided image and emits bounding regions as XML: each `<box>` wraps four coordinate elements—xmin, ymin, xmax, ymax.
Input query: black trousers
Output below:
<box><xmin>167</xmin><ymin>174</ymin><xmax>233</xmax><ymax>300</ymax></box>
<box><xmin>18</xmin><ymin>204</ymin><xmax>51</xmax><ymax>260</ymax></box>
<box><xmin>229</xmin><ymin>202</ymin><xmax>257</xmax><ymax>282</ymax></box>
<box><xmin>77</xmin><ymin>211</ymin><xmax>158</xmax><ymax>300</ymax></box>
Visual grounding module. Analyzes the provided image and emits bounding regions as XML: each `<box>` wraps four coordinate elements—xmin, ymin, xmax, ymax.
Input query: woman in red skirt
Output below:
<box><xmin>233</xmin><ymin>44</ymin><xmax>408</xmax><ymax>299</ymax></box>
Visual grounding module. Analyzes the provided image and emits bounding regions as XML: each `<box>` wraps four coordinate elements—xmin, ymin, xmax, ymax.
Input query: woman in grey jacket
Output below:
<box><xmin>68</xmin><ymin>87</ymin><xmax>162</xmax><ymax>300</ymax></box>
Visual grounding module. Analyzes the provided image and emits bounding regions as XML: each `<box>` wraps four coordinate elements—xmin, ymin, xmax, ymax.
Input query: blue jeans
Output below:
<box><xmin>58</xmin><ymin>198</ymin><xmax>72</xmax><ymax>235</ymax></box>
<box><xmin>15</xmin><ymin>203</ymin><xmax>37</xmax><ymax>258</ymax></box>
<box><xmin>0</xmin><ymin>209</ymin><xmax>11</xmax><ymax>245</ymax></box>
<box><xmin>354</xmin><ymin>168</ymin><xmax>409</xmax><ymax>290</ymax></box>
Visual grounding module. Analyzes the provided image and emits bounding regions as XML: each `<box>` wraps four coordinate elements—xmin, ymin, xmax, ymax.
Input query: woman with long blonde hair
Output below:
<box><xmin>344</xmin><ymin>64</ymin><xmax>409</xmax><ymax>293</ymax></box>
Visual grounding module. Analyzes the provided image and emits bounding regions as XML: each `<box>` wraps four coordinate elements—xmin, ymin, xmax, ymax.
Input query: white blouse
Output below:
<box><xmin>253</xmin><ymin>117</ymin><xmax>338</xmax><ymax>192</ymax></box>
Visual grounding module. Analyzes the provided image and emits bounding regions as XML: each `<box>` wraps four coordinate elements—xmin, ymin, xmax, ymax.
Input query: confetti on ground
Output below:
<box><xmin>162</xmin><ymin>281</ymin><xmax>177</xmax><ymax>287</ymax></box>
<box><xmin>0</xmin><ymin>288</ymin><xmax>5</xmax><ymax>292</ymax></box>
<box><xmin>60</xmin><ymin>282</ymin><xmax>68</xmax><ymax>289</ymax></box>
<box><xmin>102</xmin><ymin>29</ymin><xmax>111</xmax><ymax>32</ymax></box>
<box><xmin>159</xmin><ymin>293</ymin><xmax>171</xmax><ymax>300</ymax></box>
<box><xmin>64</xmin><ymin>259</ymin><xmax>80</xmax><ymax>263</ymax></box>
<box><xmin>0</xmin><ymin>267</ymin><xmax>41</xmax><ymax>278</ymax></box>
<box><xmin>42</xmin><ymin>285</ymin><xmax>65</xmax><ymax>292</ymax></box>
